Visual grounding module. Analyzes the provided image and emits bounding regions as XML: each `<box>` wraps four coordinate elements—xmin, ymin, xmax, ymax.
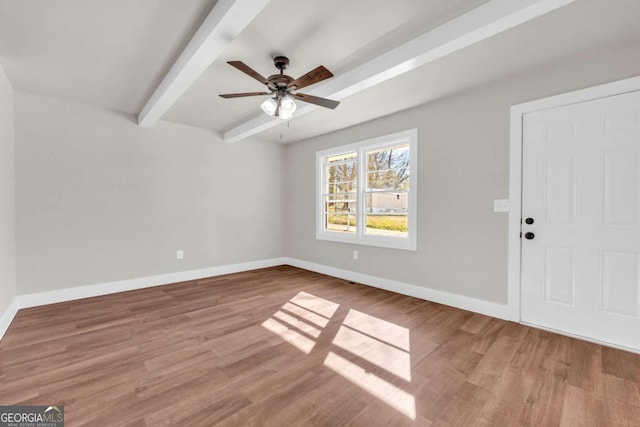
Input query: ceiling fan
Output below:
<box><xmin>219</xmin><ymin>56</ymin><xmax>340</xmax><ymax>120</ymax></box>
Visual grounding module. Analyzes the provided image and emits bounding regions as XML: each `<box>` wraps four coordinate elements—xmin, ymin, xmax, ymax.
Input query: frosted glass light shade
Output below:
<box><xmin>279</xmin><ymin>95</ymin><xmax>297</xmax><ymax>120</ymax></box>
<box><xmin>261</xmin><ymin>98</ymin><xmax>278</xmax><ymax>116</ymax></box>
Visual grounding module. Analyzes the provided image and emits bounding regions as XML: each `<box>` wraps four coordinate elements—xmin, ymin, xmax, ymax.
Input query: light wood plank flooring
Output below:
<box><xmin>1</xmin><ymin>266</ymin><xmax>639</xmax><ymax>426</ymax></box>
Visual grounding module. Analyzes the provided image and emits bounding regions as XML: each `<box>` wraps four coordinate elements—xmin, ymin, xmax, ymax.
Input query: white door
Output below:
<box><xmin>521</xmin><ymin>89</ymin><xmax>640</xmax><ymax>351</ymax></box>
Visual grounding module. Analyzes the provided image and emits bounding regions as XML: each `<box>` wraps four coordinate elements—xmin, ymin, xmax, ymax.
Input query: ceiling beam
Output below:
<box><xmin>223</xmin><ymin>0</ymin><xmax>575</xmax><ymax>143</ymax></box>
<box><xmin>138</xmin><ymin>0</ymin><xmax>271</xmax><ymax>127</ymax></box>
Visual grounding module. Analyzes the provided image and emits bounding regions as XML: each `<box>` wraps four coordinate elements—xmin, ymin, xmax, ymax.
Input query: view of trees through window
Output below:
<box><xmin>324</xmin><ymin>144</ymin><xmax>410</xmax><ymax>236</ymax></box>
<box><xmin>325</xmin><ymin>151</ymin><xmax>357</xmax><ymax>234</ymax></box>
<box><xmin>365</xmin><ymin>145</ymin><xmax>409</xmax><ymax>236</ymax></box>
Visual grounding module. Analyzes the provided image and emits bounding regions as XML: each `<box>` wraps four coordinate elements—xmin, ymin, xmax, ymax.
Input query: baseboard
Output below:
<box><xmin>0</xmin><ymin>298</ymin><xmax>19</xmax><ymax>342</ymax></box>
<box><xmin>16</xmin><ymin>257</ymin><xmax>288</xmax><ymax>309</ymax></box>
<box><xmin>284</xmin><ymin>257</ymin><xmax>516</xmax><ymax>321</ymax></box>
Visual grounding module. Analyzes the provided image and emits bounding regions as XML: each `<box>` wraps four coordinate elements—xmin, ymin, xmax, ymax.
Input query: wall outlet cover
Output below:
<box><xmin>494</xmin><ymin>199</ymin><xmax>510</xmax><ymax>212</ymax></box>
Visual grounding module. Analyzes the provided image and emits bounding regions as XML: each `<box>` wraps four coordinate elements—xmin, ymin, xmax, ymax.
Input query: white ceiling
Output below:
<box><xmin>1</xmin><ymin>0</ymin><xmax>639</xmax><ymax>144</ymax></box>
<box><xmin>0</xmin><ymin>0</ymin><xmax>214</xmax><ymax>114</ymax></box>
<box><xmin>162</xmin><ymin>0</ymin><xmax>490</xmax><ymax>133</ymax></box>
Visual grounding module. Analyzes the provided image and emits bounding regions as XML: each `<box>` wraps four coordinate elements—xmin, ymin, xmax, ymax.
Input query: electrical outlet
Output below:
<box><xmin>353</xmin><ymin>250</ymin><xmax>358</xmax><ymax>260</ymax></box>
<box><xmin>177</xmin><ymin>250</ymin><xmax>184</xmax><ymax>260</ymax></box>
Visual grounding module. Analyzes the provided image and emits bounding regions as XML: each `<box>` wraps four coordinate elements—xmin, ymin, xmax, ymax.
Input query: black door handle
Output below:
<box><xmin>525</xmin><ymin>217</ymin><xmax>534</xmax><ymax>225</ymax></box>
<box><xmin>524</xmin><ymin>232</ymin><xmax>535</xmax><ymax>240</ymax></box>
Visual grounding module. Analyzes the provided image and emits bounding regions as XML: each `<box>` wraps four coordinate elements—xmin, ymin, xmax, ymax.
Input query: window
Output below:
<box><xmin>316</xmin><ymin>129</ymin><xmax>417</xmax><ymax>250</ymax></box>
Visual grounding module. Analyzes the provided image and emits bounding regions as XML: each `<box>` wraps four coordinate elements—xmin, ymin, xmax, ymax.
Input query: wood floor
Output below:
<box><xmin>1</xmin><ymin>266</ymin><xmax>639</xmax><ymax>426</ymax></box>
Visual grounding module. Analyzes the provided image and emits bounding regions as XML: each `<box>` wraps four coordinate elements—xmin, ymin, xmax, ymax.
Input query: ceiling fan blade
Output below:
<box><xmin>293</xmin><ymin>93</ymin><xmax>340</xmax><ymax>109</ymax></box>
<box><xmin>227</xmin><ymin>61</ymin><xmax>276</xmax><ymax>89</ymax></box>
<box><xmin>219</xmin><ymin>92</ymin><xmax>271</xmax><ymax>98</ymax></box>
<box><xmin>287</xmin><ymin>66</ymin><xmax>334</xmax><ymax>90</ymax></box>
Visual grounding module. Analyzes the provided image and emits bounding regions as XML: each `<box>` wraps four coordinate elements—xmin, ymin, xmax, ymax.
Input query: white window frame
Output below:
<box><xmin>316</xmin><ymin>128</ymin><xmax>418</xmax><ymax>251</ymax></box>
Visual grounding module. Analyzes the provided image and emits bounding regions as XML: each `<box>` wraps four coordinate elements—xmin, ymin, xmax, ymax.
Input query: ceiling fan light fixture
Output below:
<box><xmin>261</xmin><ymin>97</ymin><xmax>278</xmax><ymax>116</ymax></box>
<box><xmin>221</xmin><ymin>56</ymin><xmax>339</xmax><ymax>121</ymax></box>
<box><xmin>279</xmin><ymin>95</ymin><xmax>296</xmax><ymax>120</ymax></box>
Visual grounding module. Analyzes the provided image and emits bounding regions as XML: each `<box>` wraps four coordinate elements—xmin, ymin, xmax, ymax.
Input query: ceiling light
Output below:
<box><xmin>279</xmin><ymin>95</ymin><xmax>297</xmax><ymax>120</ymax></box>
<box><xmin>261</xmin><ymin>98</ymin><xmax>278</xmax><ymax>116</ymax></box>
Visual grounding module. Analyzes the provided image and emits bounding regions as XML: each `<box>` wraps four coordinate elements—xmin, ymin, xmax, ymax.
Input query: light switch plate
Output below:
<box><xmin>494</xmin><ymin>199</ymin><xmax>510</xmax><ymax>212</ymax></box>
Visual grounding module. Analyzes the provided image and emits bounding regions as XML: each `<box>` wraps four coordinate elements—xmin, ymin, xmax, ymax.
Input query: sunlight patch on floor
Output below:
<box><xmin>332</xmin><ymin>325</ymin><xmax>411</xmax><ymax>381</ymax></box>
<box><xmin>262</xmin><ymin>292</ymin><xmax>416</xmax><ymax>419</ymax></box>
<box><xmin>324</xmin><ymin>351</ymin><xmax>416</xmax><ymax>420</ymax></box>
<box><xmin>281</xmin><ymin>302</ymin><xmax>329</xmax><ymax>327</ymax></box>
<box><xmin>343</xmin><ymin>309</ymin><xmax>410</xmax><ymax>351</ymax></box>
<box><xmin>262</xmin><ymin>292</ymin><xmax>340</xmax><ymax>354</ymax></box>
<box><xmin>273</xmin><ymin>310</ymin><xmax>322</xmax><ymax>338</ymax></box>
<box><xmin>290</xmin><ymin>291</ymin><xmax>340</xmax><ymax>318</ymax></box>
<box><xmin>261</xmin><ymin>318</ymin><xmax>316</xmax><ymax>354</ymax></box>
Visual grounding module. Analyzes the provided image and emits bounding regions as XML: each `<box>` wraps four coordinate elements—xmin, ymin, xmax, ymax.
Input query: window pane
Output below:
<box><xmin>325</xmin><ymin>201</ymin><xmax>356</xmax><ymax>213</ymax></box>
<box><xmin>327</xmin><ymin>164</ymin><xmax>357</xmax><ymax>194</ymax></box>
<box><xmin>327</xmin><ymin>151</ymin><xmax>357</xmax><ymax>195</ymax></box>
<box><xmin>365</xmin><ymin>214</ymin><xmax>408</xmax><ymax>237</ymax></box>
<box><xmin>366</xmin><ymin>192</ymin><xmax>408</xmax><ymax>214</ymax></box>
<box><xmin>325</xmin><ymin>213</ymin><xmax>357</xmax><ymax>234</ymax></box>
<box><xmin>325</xmin><ymin>151</ymin><xmax>357</xmax><ymax>234</ymax></box>
<box><xmin>328</xmin><ymin>180</ymin><xmax>357</xmax><ymax>194</ymax></box>
<box><xmin>365</xmin><ymin>192</ymin><xmax>408</xmax><ymax>237</ymax></box>
<box><xmin>366</xmin><ymin>144</ymin><xmax>409</xmax><ymax>191</ymax></box>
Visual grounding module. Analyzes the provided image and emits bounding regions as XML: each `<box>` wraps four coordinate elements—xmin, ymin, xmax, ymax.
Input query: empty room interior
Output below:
<box><xmin>1</xmin><ymin>0</ymin><xmax>640</xmax><ymax>425</ymax></box>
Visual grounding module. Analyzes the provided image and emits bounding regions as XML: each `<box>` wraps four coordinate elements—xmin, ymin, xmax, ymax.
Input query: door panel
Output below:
<box><xmin>544</xmin><ymin>156</ymin><xmax>577</xmax><ymax>225</ymax></box>
<box><xmin>521</xmin><ymin>90</ymin><xmax>640</xmax><ymax>351</ymax></box>
<box><xmin>601</xmin><ymin>251</ymin><xmax>639</xmax><ymax>317</ymax></box>
<box><xmin>602</xmin><ymin>149</ymin><xmax>639</xmax><ymax>226</ymax></box>
<box><xmin>544</xmin><ymin>247</ymin><xmax>576</xmax><ymax>305</ymax></box>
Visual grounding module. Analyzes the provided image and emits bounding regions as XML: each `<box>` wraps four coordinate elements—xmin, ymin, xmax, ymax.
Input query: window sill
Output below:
<box><xmin>316</xmin><ymin>232</ymin><xmax>417</xmax><ymax>251</ymax></box>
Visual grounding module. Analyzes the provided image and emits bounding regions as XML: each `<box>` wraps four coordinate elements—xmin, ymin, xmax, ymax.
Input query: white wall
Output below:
<box><xmin>15</xmin><ymin>92</ymin><xmax>284</xmax><ymax>294</ymax></box>
<box><xmin>284</xmin><ymin>46</ymin><xmax>640</xmax><ymax>305</ymax></box>
<box><xmin>0</xmin><ymin>65</ymin><xmax>16</xmax><ymax>315</ymax></box>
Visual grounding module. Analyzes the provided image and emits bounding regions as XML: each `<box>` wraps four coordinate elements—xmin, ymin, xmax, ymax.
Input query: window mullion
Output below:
<box><xmin>357</xmin><ymin>146</ymin><xmax>365</xmax><ymax>238</ymax></box>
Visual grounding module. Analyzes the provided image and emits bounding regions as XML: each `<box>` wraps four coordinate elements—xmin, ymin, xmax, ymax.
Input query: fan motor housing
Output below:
<box><xmin>268</xmin><ymin>74</ymin><xmax>294</xmax><ymax>88</ymax></box>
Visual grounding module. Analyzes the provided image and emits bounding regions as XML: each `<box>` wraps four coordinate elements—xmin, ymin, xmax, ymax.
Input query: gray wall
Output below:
<box><xmin>8</xmin><ymin>37</ymin><xmax>640</xmax><ymax>305</ymax></box>
<box><xmin>284</xmin><ymin>48</ymin><xmax>640</xmax><ymax>305</ymax></box>
<box><xmin>15</xmin><ymin>92</ymin><xmax>284</xmax><ymax>294</ymax></box>
<box><xmin>0</xmin><ymin>65</ymin><xmax>16</xmax><ymax>313</ymax></box>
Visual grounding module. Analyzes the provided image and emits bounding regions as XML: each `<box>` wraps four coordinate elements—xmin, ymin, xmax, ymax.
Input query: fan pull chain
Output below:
<box><xmin>278</xmin><ymin>121</ymin><xmax>291</xmax><ymax>140</ymax></box>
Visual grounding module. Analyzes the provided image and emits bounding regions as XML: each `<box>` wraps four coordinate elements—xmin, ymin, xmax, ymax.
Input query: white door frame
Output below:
<box><xmin>507</xmin><ymin>75</ymin><xmax>640</xmax><ymax>322</ymax></box>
